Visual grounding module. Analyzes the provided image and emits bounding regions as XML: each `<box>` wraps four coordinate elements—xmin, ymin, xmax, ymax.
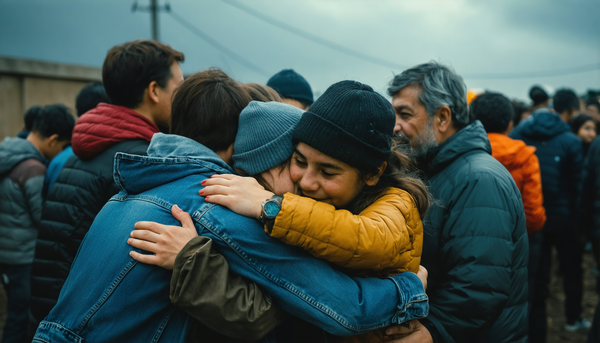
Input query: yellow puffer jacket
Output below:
<box><xmin>270</xmin><ymin>187</ymin><xmax>423</xmax><ymax>275</ymax></box>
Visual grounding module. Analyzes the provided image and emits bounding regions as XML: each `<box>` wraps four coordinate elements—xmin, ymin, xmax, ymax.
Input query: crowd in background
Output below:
<box><xmin>0</xmin><ymin>39</ymin><xmax>599</xmax><ymax>343</ymax></box>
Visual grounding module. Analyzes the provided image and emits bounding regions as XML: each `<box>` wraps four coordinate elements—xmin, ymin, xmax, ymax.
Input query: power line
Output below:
<box><xmin>462</xmin><ymin>63</ymin><xmax>600</xmax><ymax>80</ymax></box>
<box><xmin>222</xmin><ymin>0</ymin><xmax>408</xmax><ymax>70</ymax></box>
<box><xmin>222</xmin><ymin>0</ymin><xmax>600</xmax><ymax>80</ymax></box>
<box><xmin>169</xmin><ymin>10</ymin><xmax>270</xmax><ymax>77</ymax></box>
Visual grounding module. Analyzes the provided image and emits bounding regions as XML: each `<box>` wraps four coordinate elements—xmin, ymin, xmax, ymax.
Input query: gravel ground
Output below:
<box><xmin>0</xmin><ymin>249</ymin><xmax>596</xmax><ymax>342</ymax></box>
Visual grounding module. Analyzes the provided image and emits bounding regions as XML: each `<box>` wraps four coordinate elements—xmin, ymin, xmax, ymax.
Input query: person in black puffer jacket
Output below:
<box><xmin>386</xmin><ymin>62</ymin><xmax>528</xmax><ymax>343</ymax></box>
<box><xmin>510</xmin><ymin>89</ymin><xmax>586</xmax><ymax>341</ymax></box>
<box><xmin>579</xmin><ymin>137</ymin><xmax>600</xmax><ymax>342</ymax></box>
<box><xmin>29</xmin><ymin>40</ymin><xmax>184</xmax><ymax>323</ymax></box>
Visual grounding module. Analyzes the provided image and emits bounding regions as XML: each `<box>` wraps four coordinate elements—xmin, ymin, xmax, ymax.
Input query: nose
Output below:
<box><xmin>299</xmin><ymin>167</ymin><xmax>319</xmax><ymax>194</ymax></box>
<box><xmin>394</xmin><ymin>116</ymin><xmax>403</xmax><ymax>135</ymax></box>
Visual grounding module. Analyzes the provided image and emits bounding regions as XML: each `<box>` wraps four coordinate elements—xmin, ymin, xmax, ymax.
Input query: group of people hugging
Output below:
<box><xmin>30</xmin><ymin>40</ymin><xmax>528</xmax><ymax>343</ymax></box>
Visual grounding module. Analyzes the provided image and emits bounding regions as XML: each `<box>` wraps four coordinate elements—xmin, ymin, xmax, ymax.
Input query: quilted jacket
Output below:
<box><xmin>510</xmin><ymin>109</ymin><xmax>583</xmax><ymax>232</ymax></box>
<box><xmin>30</xmin><ymin>103</ymin><xmax>158</xmax><ymax>322</ymax></box>
<box><xmin>488</xmin><ymin>133</ymin><xmax>546</xmax><ymax>234</ymax></box>
<box><xmin>272</xmin><ymin>187</ymin><xmax>422</xmax><ymax>275</ymax></box>
<box><xmin>417</xmin><ymin>121</ymin><xmax>528</xmax><ymax>343</ymax></box>
<box><xmin>0</xmin><ymin>137</ymin><xmax>47</xmax><ymax>264</ymax></box>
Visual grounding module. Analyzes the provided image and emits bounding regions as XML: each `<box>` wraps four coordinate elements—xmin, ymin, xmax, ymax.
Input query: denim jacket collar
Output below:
<box><xmin>147</xmin><ymin>133</ymin><xmax>233</xmax><ymax>171</ymax></box>
<box><xmin>114</xmin><ymin>133</ymin><xmax>234</xmax><ymax>195</ymax></box>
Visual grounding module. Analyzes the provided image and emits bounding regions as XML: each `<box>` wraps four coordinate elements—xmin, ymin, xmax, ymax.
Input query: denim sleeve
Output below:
<box><xmin>195</xmin><ymin>205</ymin><xmax>428</xmax><ymax>336</ymax></box>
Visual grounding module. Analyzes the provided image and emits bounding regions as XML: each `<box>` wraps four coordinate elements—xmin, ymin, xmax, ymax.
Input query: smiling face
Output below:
<box><xmin>577</xmin><ymin>120</ymin><xmax>597</xmax><ymax>144</ymax></box>
<box><xmin>289</xmin><ymin>142</ymin><xmax>365</xmax><ymax>208</ymax></box>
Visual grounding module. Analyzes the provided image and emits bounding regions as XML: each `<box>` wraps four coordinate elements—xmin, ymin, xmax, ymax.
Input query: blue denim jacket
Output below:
<box><xmin>34</xmin><ymin>133</ymin><xmax>428</xmax><ymax>342</ymax></box>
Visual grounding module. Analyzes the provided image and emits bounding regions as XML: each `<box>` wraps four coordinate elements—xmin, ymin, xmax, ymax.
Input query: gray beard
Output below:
<box><xmin>394</xmin><ymin>119</ymin><xmax>438</xmax><ymax>158</ymax></box>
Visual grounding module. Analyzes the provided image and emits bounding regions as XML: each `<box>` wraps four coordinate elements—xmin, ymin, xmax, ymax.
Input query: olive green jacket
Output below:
<box><xmin>171</xmin><ymin>236</ymin><xmax>288</xmax><ymax>342</ymax></box>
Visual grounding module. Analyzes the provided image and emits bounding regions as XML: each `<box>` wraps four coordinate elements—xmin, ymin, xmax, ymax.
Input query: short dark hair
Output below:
<box><xmin>76</xmin><ymin>82</ymin><xmax>110</xmax><ymax>116</ymax></box>
<box><xmin>529</xmin><ymin>85</ymin><xmax>549</xmax><ymax>106</ymax></box>
<box><xmin>586</xmin><ymin>100</ymin><xmax>600</xmax><ymax>113</ymax></box>
<box><xmin>471</xmin><ymin>92</ymin><xmax>514</xmax><ymax>133</ymax></box>
<box><xmin>102</xmin><ymin>40</ymin><xmax>184</xmax><ymax>109</ymax></box>
<box><xmin>553</xmin><ymin>88</ymin><xmax>580</xmax><ymax>114</ymax></box>
<box><xmin>170</xmin><ymin>69</ymin><xmax>252</xmax><ymax>152</ymax></box>
<box><xmin>511</xmin><ymin>99</ymin><xmax>530</xmax><ymax>127</ymax></box>
<box><xmin>32</xmin><ymin>104</ymin><xmax>76</xmax><ymax>141</ymax></box>
<box><xmin>23</xmin><ymin>105</ymin><xmax>43</xmax><ymax>131</ymax></box>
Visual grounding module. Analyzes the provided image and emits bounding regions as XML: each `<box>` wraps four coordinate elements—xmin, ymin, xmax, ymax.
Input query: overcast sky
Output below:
<box><xmin>1</xmin><ymin>0</ymin><xmax>599</xmax><ymax>101</ymax></box>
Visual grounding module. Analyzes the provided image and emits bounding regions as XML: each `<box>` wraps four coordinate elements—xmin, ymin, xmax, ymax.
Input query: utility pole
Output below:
<box><xmin>132</xmin><ymin>0</ymin><xmax>170</xmax><ymax>42</ymax></box>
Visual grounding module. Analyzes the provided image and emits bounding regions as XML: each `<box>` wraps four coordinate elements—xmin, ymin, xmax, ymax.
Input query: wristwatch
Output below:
<box><xmin>258</xmin><ymin>195</ymin><xmax>283</xmax><ymax>225</ymax></box>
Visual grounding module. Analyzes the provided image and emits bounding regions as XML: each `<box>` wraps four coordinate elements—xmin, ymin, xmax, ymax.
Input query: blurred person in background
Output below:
<box><xmin>471</xmin><ymin>92</ymin><xmax>546</xmax><ymax>334</ymax></box>
<box><xmin>570</xmin><ymin>114</ymin><xmax>597</xmax><ymax>157</ymax></box>
<box><xmin>42</xmin><ymin>81</ymin><xmax>110</xmax><ymax>195</ymax></box>
<box><xmin>578</xmin><ymin>133</ymin><xmax>600</xmax><ymax>343</ymax></box>
<box><xmin>29</xmin><ymin>40</ymin><xmax>184</xmax><ymax>325</ymax></box>
<box><xmin>0</xmin><ymin>105</ymin><xmax>74</xmax><ymax>343</ymax></box>
<box><xmin>512</xmin><ymin>99</ymin><xmax>531</xmax><ymax>128</ymax></box>
<box><xmin>529</xmin><ymin>85</ymin><xmax>550</xmax><ymax>111</ymax></box>
<box><xmin>511</xmin><ymin>88</ymin><xmax>586</xmax><ymax>341</ymax></box>
<box><xmin>16</xmin><ymin>105</ymin><xmax>43</xmax><ymax>139</ymax></box>
<box><xmin>385</xmin><ymin>62</ymin><xmax>528</xmax><ymax>343</ymax></box>
<box><xmin>267</xmin><ymin>69</ymin><xmax>314</xmax><ymax>110</ymax></box>
<box><xmin>586</xmin><ymin>100</ymin><xmax>600</xmax><ymax>124</ymax></box>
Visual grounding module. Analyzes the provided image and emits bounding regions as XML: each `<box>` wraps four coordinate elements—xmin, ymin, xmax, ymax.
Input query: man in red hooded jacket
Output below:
<box><xmin>30</xmin><ymin>40</ymin><xmax>184</xmax><ymax>324</ymax></box>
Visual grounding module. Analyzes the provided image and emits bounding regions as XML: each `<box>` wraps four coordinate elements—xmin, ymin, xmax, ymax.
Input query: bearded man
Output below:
<box><xmin>385</xmin><ymin>62</ymin><xmax>528</xmax><ymax>343</ymax></box>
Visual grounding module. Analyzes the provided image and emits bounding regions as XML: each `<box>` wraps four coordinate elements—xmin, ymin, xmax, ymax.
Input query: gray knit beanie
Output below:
<box><xmin>233</xmin><ymin>101</ymin><xmax>304</xmax><ymax>175</ymax></box>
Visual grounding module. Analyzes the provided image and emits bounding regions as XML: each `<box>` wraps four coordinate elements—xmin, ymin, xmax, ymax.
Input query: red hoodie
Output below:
<box><xmin>72</xmin><ymin>103</ymin><xmax>160</xmax><ymax>159</ymax></box>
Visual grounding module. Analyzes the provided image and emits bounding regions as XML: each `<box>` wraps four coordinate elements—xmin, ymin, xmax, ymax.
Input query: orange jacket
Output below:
<box><xmin>270</xmin><ymin>187</ymin><xmax>423</xmax><ymax>275</ymax></box>
<box><xmin>488</xmin><ymin>133</ymin><xmax>546</xmax><ymax>234</ymax></box>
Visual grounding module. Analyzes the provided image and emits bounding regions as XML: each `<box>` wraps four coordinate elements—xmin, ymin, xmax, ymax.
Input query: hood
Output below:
<box><xmin>113</xmin><ymin>133</ymin><xmax>235</xmax><ymax>195</ymax></box>
<box><xmin>514</xmin><ymin>109</ymin><xmax>569</xmax><ymax>140</ymax></box>
<box><xmin>0</xmin><ymin>137</ymin><xmax>46</xmax><ymax>174</ymax></box>
<box><xmin>418</xmin><ymin>120</ymin><xmax>491</xmax><ymax>177</ymax></box>
<box><xmin>488</xmin><ymin>133</ymin><xmax>536</xmax><ymax>170</ymax></box>
<box><xmin>72</xmin><ymin>103</ymin><xmax>160</xmax><ymax>160</ymax></box>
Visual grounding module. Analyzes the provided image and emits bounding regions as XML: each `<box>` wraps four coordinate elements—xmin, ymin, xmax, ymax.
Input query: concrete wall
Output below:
<box><xmin>0</xmin><ymin>57</ymin><xmax>101</xmax><ymax>141</ymax></box>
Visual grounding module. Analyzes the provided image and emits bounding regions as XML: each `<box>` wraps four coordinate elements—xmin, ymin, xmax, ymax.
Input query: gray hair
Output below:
<box><xmin>388</xmin><ymin>61</ymin><xmax>473</xmax><ymax>129</ymax></box>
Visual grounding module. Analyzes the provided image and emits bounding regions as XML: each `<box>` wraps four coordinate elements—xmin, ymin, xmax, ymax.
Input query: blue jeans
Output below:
<box><xmin>1</xmin><ymin>264</ymin><xmax>32</xmax><ymax>343</ymax></box>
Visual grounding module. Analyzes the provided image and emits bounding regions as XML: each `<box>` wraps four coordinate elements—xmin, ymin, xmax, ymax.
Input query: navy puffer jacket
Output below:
<box><xmin>579</xmin><ymin>138</ymin><xmax>600</xmax><ymax>239</ymax></box>
<box><xmin>510</xmin><ymin>110</ymin><xmax>583</xmax><ymax>230</ymax></box>
<box><xmin>418</xmin><ymin>121</ymin><xmax>528</xmax><ymax>343</ymax></box>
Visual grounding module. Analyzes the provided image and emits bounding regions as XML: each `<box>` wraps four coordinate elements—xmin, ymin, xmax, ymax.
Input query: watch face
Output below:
<box><xmin>264</xmin><ymin>201</ymin><xmax>281</xmax><ymax>218</ymax></box>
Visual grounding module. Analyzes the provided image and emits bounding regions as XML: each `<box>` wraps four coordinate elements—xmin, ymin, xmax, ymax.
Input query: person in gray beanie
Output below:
<box><xmin>232</xmin><ymin>101</ymin><xmax>303</xmax><ymax>178</ymax></box>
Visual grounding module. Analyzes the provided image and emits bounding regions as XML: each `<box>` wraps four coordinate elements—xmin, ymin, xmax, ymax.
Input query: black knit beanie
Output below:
<box><xmin>293</xmin><ymin>80</ymin><xmax>395</xmax><ymax>173</ymax></box>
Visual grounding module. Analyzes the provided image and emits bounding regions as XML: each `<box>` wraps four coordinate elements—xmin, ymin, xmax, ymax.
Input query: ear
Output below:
<box><xmin>148</xmin><ymin>81</ymin><xmax>160</xmax><ymax>104</ymax></box>
<box><xmin>434</xmin><ymin>106</ymin><xmax>453</xmax><ymax>133</ymax></box>
<box><xmin>365</xmin><ymin>161</ymin><xmax>387</xmax><ymax>186</ymax></box>
<box><xmin>46</xmin><ymin>134</ymin><xmax>60</xmax><ymax>147</ymax></box>
<box><xmin>505</xmin><ymin>120</ymin><xmax>514</xmax><ymax>134</ymax></box>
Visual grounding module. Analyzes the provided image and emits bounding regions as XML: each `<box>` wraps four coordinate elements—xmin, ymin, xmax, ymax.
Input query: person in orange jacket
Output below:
<box><xmin>471</xmin><ymin>92</ymin><xmax>546</xmax><ymax>235</ymax></box>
